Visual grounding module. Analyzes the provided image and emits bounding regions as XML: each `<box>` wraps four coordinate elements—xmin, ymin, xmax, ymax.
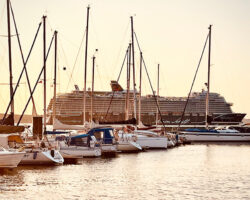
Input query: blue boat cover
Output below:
<box><xmin>184</xmin><ymin>128</ymin><xmax>218</xmax><ymax>133</ymax></box>
<box><xmin>87</xmin><ymin>127</ymin><xmax>114</xmax><ymax>144</ymax></box>
<box><xmin>71</xmin><ymin>134</ymin><xmax>89</xmax><ymax>139</ymax></box>
<box><xmin>46</xmin><ymin>131</ymin><xmax>70</xmax><ymax>134</ymax></box>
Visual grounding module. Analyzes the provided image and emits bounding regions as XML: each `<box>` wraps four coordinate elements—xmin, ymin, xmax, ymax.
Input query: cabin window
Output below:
<box><xmin>94</xmin><ymin>131</ymin><xmax>104</xmax><ymax>140</ymax></box>
<box><xmin>109</xmin><ymin>130</ymin><xmax>114</xmax><ymax>137</ymax></box>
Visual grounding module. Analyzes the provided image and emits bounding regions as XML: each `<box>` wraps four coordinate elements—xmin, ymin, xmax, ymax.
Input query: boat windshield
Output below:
<box><xmin>94</xmin><ymin>131</ymin><xmax>104</xmax><ymax>140</ymax></box>
<box><xmin>109</xmin><ymin>130</ymin><xmax>114</xmax><ymax>137</ymax></box>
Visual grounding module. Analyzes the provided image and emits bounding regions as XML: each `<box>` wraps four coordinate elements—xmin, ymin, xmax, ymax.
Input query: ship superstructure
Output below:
<box><xmin>47</xmin><ymin>82</ymin><xmax>245</xmax><ymax>126</ymax></box>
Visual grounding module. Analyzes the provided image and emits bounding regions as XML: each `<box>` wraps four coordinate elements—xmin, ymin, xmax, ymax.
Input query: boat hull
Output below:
<box><xmin>60</xmin><ymin>147</ymin><xmax>101</xmax><ymax>158</ymax></box>
<box><xmin>0</xmin><ymin>152</ymin><xmax>25</xmax><ymax>168</ymax></box>
<box><xmin>182</xmin><ymin>132</ymin><xmax>250</xmax><ymax>142</ymax></box>
<box><xmin>117</xmin><ymin>141</ymin><xmax>142</xmax><ymax>152</ymax></box>
<box><xmin>20</xmin><ymin>150</ymin><xmax>64</xmax><ymax>165</ymax></box>
<box><xmin>136</xmin><ymin>136</ymin><xmax>168</xmax><ymax>149</ymax></box>
<box><xmin>101</xmin><ymin>144</ymin><xmax>117</xmax><ymax>155</ymax></box>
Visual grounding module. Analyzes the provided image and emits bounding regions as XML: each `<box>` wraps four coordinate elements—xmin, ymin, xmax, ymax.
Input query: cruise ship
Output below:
<box><xmin>47</xmin><ymin>81</ymin><xmax>245</xmax><ymax>126</ymax></box>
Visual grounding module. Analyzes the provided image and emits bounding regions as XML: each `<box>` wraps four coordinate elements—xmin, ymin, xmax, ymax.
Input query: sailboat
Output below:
<box><xmin>181</xmin><ymin>25</ymin><xmax>250</xmax><ymax>142</ymax></box>
<box><xmin>0</xmin><ymin>146</ymin><xmax>24</xmax><ymax>168</ymax></box>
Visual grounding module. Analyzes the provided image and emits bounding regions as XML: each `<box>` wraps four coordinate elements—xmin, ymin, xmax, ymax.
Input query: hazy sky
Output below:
<box><xmin>0</xmin><ymin>0</ymin><xmax>249</xmax><ymax>118</ymax></box>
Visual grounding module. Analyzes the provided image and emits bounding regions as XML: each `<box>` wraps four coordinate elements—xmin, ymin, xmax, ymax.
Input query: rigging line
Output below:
<box><xmin>142</xmin><ymin>55</ymin><xmax>166</xmax><ymax>131</ymax></box>
<box><xmin>17</xmin><ymin>33</ymin><xmax>55</xmax><ymax>125</ymax></box>
<box><xmin>0</xmin><ymin>34</ymin><xmax>17</xmax><ymax>37</ymax></box>
<box><xmin>47</xmin><ymin>18</ymin><xmax>55</xmax><ymax>34</ymax></box>
<box><xmin>0</xmin><ymin>2</ymin><xmax>6</xmax><ymax>28</ymax></box>
<box><xmin>66</xmin><ymin>28</ymin><xmax>86</xmax><ymax>91</ymax></box>
<box><xmin>10</xmin><ymin>2</ymin><xmax>38</xmax><ymax>115</ymax></box>
<box><xmin>111</xmin><ymin>20</ymin><xmax>130</xmax><ymax>77</ymax></box>
<box><xmin>58</xmin><ymin>36</ymin><xmax>69</xmax><ymax>72</ymax></box>
<box><xmin>55</xmin><ymin>29</ymin><xmax>86</xmax><ymax>119</ymax></box>
<box><xmin>2</xmin><ymin>21</ymin><xmax>42</xmax><ymax>122</ymax></box>
<box><xmin>133</xmin><ymin>31</ymin><xmax>142</xmax><ymax>53</ymax></box>
<box><xmin>177</xmin><ymin>33</ymin><xmax>209</xmax><ymax>131</ymax></box>
<box><xmin>134</xmin><ymin>30</ymin><xmax>165</xmax><ymax>129</ymax></box>
<box><xmin>104</xmin><ymin>47</ymin><xmax>128</xmax><ymax>120</ymax></box>
<box><xmin>95</xmin><ymin>64</ymin><xmax>103</xmax><ymax>90</ymax></box>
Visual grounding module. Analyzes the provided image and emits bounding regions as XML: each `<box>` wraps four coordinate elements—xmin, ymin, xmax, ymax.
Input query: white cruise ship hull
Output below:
<box><xmin>182</xmin><ymin>132</ymin><xmax>250</xmax><ymax>142</ymax></box>
<box><xmin>20</xmin><ymin>150</ymin><xmax>64</xmax><ymax>165</ymax></box>
<box><xmin>0</xmin><ymin>152</ymin><xmax>25</xmax><ymax>168</ymax></box>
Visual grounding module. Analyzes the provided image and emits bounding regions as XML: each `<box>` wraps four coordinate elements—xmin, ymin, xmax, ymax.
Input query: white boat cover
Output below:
<box><xmin>53</xmin><ymin>119</ymin><xmax>99</xmax><ymax>130</ymax></box>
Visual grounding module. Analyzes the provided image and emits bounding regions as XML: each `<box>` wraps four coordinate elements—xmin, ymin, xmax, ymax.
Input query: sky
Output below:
<box><xmin>0</xmin><ymin>0</ymin><xmax>250</xmax><ymax>118</ymax></box>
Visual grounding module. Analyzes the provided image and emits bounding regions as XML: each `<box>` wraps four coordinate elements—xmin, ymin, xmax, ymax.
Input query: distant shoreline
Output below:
<box><xmin>0</xmin><ymin>113</ymin><xmax>248</xmax><ymax>125</ymax></box>
<box><xmin>0</xmin><ymin>114</ymin><xmax>33</xmax><ymax>124</ymax></box>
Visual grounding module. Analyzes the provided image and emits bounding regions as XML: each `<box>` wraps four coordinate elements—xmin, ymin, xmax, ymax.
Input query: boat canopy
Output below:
<box><xmin>71</xmin><ymin>134</ymin><xmax>89</xmax><ymax>139</ymax></box>
<box><xmin>53</xmin><ymin>118</ymin><xmax>86</xmax><ymax>130</ymax></box>
<box><xmin>0</xmin><ymin>134</ymin><xmax>24</xmax><ymax>148</ymax></box>
<box><xmin>46</xmin><ymin>131</ymin><xmax>70</xmax><ymax>135</ymax></box>
<box><xmin>184</xmin><ymin>128</ymin><xmax>218</xmax><ymax>133</ymax></box>
<box><xmin>87</xmin><ymin>127</ymin><xmax>114</xmax><ymax>144</ymax></box>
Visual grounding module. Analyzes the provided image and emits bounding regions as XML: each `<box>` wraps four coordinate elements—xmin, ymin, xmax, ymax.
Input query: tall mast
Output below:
<box><xmin>43</xmin><ymin>15</ymin><xmax>47</xmax><ymax>135</ymax></box>
<box><xmin>125</xmin><ymin>44</ymin><xmax>131</xmax><ymax>120</ymax></box>
<box><xmin>7</xmin><ymin>0</ymin><xmax>14</xmax><ymax>117</ymax></box>
<box><xmin>205</xmin><ymin>25</ymin><xmax>212</xmax><ymax>128</ymax></box>
<box><xmin>156</xmin><ymin>64</ymin><xmax>159</xmax><ymax>127</ymax></box>
<box><xmin>53</xmin><ymin>30</ymin><xmax>58</xmax><ymax>127</ymax></box>
<box><xmin>130</xmin><ymin>16</ymin><xmax>137</xmax><ymax>120</ymax></box>
<box><xmin>83</xmin><ymin>6</ymin><xmax>90</xmax><ymax>125</ymax></box>
<box><xmin>138</xmin><ymin>52</ymin><xmax>142</xmax><ymax>124</ymax></box>
<box><xmin>91</xmin><ymin>55</ymin><xmax>95</xmax><ymax>123</ymax></box>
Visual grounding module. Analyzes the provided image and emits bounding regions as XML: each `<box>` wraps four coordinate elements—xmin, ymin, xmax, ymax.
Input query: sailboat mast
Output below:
<box><xmin>83</xmin><ymin>6</ymin><xmax>90</xmax><ymax>125</ymax></box>
<box><xmin>125</xmin><ymin>44</ymin><xmax>131</xmax><ymax>120</ymax></box>
<box><xmin>206</xmin><ymin>25</ymin><xmax>212</xmax><ymax>128</ymax></box>
<box><xmin>53</xmin><ymin>31</ymin><xmax>58</xmax><ymax>126</ymax></box>
<box><xmin>156</xmin><ymin>64</ymin><xmax>159</xmax><ymax>126</ymax></box>
<box><xmin>43</xmin><ymin>15</ymin><xmax>47</xmax><ymax>135</ymax></box>
<box><xmin>138</xmin><ymin>52</ymin><xmax>142</xmax><ymax>124</ymax></box>
<box><xmin>130</xmin><ymin>16</ymin><xmax>137</xmax><ymax>120</ymax></box>
<box><xmin>7</xmin><ymin>0</ymin><xmax>14</xmax><ymax>116</ymax></box>
<box><xmin>91</xmin><ymin>55</ymin><xmax>95</xmax><ymax>122</ymax></box>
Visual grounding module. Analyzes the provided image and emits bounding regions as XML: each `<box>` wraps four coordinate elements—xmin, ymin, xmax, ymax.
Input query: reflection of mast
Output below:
<box><xmin>43</xmin><ymin>15</ymin><xmax>47</xmax><ymax>135</ymax></box>
<box><xmin>53</xmin><ymin>31</ymin><xmax>58</xmax><ymax>127</ymax></box>
<box><xmin>205</xmin><ymin>25</ymin><xmax>212</xmax><ymax>128</ymax></box>
<box><xmin>7</xmin><ymin>0</ymin><xmax>14</xmax><ymax>116</ymax></box>
<box><xmin>83</xmin><ymin>6</ymin><xmax>90</xmax><ymax>125</ymax></box>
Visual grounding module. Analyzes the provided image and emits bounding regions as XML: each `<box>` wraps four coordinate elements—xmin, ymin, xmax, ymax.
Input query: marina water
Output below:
<box><xmin>1</xmin><ymin>144</ymin><xmax>250</xmax><ymax>199</ymax></box>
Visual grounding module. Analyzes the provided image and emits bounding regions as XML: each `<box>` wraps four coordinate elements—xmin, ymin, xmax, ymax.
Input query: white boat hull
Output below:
<box><xmin>0</xmin><ymin>152</ymin><xmax>25</xmax><ymax>168</ymax></box>
<box><xmin>101</xmin><ymin>144</ymin><xmax>117</xmax><ymax>155</ymax></box>
<box><xmin>117</xmin><ymin>141</ymin><xmax>142</xmax><ymax>152</ymax></box>
<box><xmin>20</xmin><ymin>150</ymin><xmax>64</xmax><ymax>165</ymax></box>
<box><xmin>182</xmin><ymin>132</ymin><xmax>250</xmax><ymax>142</ymax></box>
<box><xmin>60</xmin><ymin>147</ymin><xmax>101</xmax><ymax>158</ymax></box>
<box><xmin>136</xmin><ymin>136</ymin><xmax>168</xmax><ymax>149</ymax></box>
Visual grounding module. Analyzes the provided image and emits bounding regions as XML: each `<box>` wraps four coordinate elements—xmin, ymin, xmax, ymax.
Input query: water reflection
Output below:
<box><xmin>1</xmin><ymin>144</ymin><xmax>250</xmax><ymax>199</ymax></box>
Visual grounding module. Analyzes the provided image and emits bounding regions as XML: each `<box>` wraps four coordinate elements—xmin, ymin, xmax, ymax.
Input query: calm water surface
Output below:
<box><xmin>1</xmin><ymin>144</ymin><xmax>250</xmax><ymax>200</ymax></box>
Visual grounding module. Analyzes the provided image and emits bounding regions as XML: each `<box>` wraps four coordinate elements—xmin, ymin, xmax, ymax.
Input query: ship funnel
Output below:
<box><xmin>110</xmin><ymin>80</ymin><xmax>124</xmax><ymax>91</ymax></box>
